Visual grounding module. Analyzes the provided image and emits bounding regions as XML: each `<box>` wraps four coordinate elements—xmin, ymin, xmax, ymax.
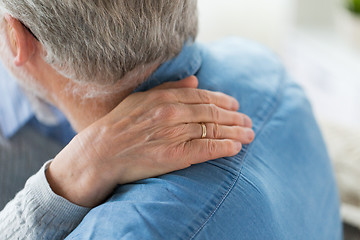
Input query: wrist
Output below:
<box><xmin>45</xmin><ymin>135</ymin><xmax>116</xmax><ymax>208</ymax></box>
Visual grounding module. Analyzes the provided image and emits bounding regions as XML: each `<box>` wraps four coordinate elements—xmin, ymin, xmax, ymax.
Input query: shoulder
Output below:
<box><xmin>66</xmin><ymin>39</ymin><xmax>342</xmax><ymax>240</ymax></box>
<box><xmin>200</xmin><ymin>38</ymin><xmax>281</xmax><ymax>69</ymax></box>
<box><xmin>196</xmin><ymin>38</ymin><xmax>302</xmax><ymax>128</ymax></box>
<box><xmin>66</xmin><ymin>163</ymin><xmax>239</xmax><ymax>239</ymax></box>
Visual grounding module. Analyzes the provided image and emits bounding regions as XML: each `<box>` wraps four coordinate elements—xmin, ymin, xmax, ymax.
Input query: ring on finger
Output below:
<box><xmin>200</xmin><ymin>123</ymin><xmax>207</xmax><ymax>138</ymax></box>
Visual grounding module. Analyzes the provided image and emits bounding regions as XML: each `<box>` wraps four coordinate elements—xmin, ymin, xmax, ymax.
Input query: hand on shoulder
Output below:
<box><xmin>46</xmin><ymin>76</ymin><xmax>255</xmax><ymax>207</ymax></box>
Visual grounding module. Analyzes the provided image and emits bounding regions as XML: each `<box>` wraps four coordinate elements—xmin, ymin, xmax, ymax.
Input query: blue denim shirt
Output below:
<box><xmin>0</xmin><ymin>65</ymin><xmax>33</xmax><ymax>138</ymax></box>
<box><xmin>66</xmin><ymin>39</ymin><xmax>342</xmax><ymax>240</ymax></box>
<box><xmin>0</xmin><ymin>64</ymin><xmax>75</xmax><ymax>146</ymax></box>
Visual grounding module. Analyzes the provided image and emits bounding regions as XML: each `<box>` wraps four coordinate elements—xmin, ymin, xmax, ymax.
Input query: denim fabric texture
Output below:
<box><xmin>66</xmin><ymin>39</ymin><xmax>342</xmax><ymax>240</ymax></box>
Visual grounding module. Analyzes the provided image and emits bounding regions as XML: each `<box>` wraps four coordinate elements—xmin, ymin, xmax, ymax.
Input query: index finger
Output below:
<box><xmin>151</xmin><ymin>76</ymin><xmax>199</xmax><ymax>90</ymax></box>
<box><xmin>167</xmin><ymin>88</ymin><xmax>239</xmax><ymax>111</ymax></box>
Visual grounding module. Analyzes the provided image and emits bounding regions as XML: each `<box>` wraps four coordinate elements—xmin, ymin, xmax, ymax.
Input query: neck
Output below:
<box><xmin>55</xmin><ymin>62</ymin><xmax>161</xmax><ymax>132</ymax></box>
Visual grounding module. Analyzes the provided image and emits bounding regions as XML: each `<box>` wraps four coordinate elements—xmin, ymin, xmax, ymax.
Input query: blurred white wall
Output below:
<box><xmin>197</xmin><ymin>0</ymin><xmax>296</xmax><ymax>53</ymax></box>
<box><xmin>295</xmin><ymin>0</ymin><xmax>336</xmax><ymax>27</ymax></box>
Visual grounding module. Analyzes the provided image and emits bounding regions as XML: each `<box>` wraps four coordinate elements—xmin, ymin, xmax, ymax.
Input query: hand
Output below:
<box><xmin>46</xmin><ymin>76</ymin><xmax>255</xmax><ymax>207</ymax></box>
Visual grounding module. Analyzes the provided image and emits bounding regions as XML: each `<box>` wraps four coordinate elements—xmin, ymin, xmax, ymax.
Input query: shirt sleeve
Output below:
<box><xmin>0</xmin><ymin>160</ymin><xmax>90</xmax><ymax>240</ymax></box>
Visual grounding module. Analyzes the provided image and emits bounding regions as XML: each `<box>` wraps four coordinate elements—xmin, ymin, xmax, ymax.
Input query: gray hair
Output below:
<box><xmin>0</xmin><ymin>0</ymin><xmax>198</xmax><ymax>85</ymax></box>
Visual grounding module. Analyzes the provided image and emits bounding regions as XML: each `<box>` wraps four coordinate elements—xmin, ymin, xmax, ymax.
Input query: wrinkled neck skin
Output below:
<box><xmin>56</xmin><ymin>63</ymin><xmax>160</xmax><ymax>132</ymax></box>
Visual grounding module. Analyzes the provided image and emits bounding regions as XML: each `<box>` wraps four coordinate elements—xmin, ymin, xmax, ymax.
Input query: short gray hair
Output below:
<box><xmin>0</xmin><ymin>0</ymin><xmax>198</xmax><ymax>85</ymax></box>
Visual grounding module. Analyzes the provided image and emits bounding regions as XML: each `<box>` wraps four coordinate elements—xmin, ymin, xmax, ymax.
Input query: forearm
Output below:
<box><xmin>0</xmin><ymin>161</ymin><xmax>89</xmax><ymax>240</ymax></box>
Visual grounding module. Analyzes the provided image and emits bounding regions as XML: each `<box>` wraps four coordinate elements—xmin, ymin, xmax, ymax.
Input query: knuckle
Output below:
<box><xmin>209</xmin><ymin>104</ymin><xmax>220</xmax><ymax>121</ymax></box>
<box><xmin>167</xmin><ymin>144</ymin><xmax>183</xmax><ymax>159</ymax></box>
<box><xmin>207</xmin><ymin>140</ymin><xmax>217</xmax><ymax>154</ymax></box>
<box><xmin>167</xmin><ymin>143</ymin><xmax>189</xmax><ymax>167</ymax></box>
<box><xmin>198</xmin><ymin>91</ymin><xmax>212</xmax><ymax>103</ymax></box>
<box><xmin>150</xmin><ymin>90</ymin><xmax>174</xmax><ymax>103</ymax></box>
<box><xmin>153</xmin><ymin>104</ymin><xmax>179</xmax><ymax>121</ymax></box>
<box><xmin>212</xmin><ymin>123</ymin><xmax>220</xmax><ymax>139</ymax></box>
<box><xmin>162</xmin><ymin>126</ymin><xmax>182</xmax><ymax>139</ymax></box>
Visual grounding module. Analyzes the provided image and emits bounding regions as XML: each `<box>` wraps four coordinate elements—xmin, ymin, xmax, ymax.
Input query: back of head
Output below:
<box><xmin>0</xmin><ymin>0</ymin><xmax>198</xmax><ymax>85</ymax></box>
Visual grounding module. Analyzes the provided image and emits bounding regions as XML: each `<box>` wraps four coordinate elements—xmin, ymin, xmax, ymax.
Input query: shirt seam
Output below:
<box><xmin>189</xmin><ymin>68</ymin><xmax>287</xmax><ymax>240</ymax></box>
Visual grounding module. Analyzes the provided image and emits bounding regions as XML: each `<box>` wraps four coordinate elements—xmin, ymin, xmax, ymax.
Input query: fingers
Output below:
<box><xmin>182</xmin><ymin>139</ymin><xmax>242</xmax><ymax>165</ymax></box>
<box><xmin>146</xmin><ymin>76</ymin><xmax>239</xmax><ymax>111</ymax></box>
<box><xmin>168</xmin><ymin>88</ymin><xmax>239</xmax><ymax>111</ymax></box>
<box><xmin>184</xmin><ymin>123</ymin><xmax>254</xmax><ymax>144</ymax></box>
<box><xmin>177</xmin><ymin>103</ymin><xmax>251</xmax><ymax>127</ymax></box>
<box><xmin>152</xmin><ymin>76</ymin><xmax>198</xmax><ymax>90</ymax></box>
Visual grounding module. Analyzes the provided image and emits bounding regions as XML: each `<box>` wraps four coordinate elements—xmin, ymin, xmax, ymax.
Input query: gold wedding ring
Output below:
<box><xmin>200</xmin><ymin>123</ymin><xmax>207</xmax><ymax>138</ymax></box>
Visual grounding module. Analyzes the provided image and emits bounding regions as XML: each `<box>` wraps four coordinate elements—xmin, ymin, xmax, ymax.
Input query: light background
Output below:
<box><xmin>197</xmin><ymin>0</ymin><xmax>360</xmax><ymax>129</ymax></box>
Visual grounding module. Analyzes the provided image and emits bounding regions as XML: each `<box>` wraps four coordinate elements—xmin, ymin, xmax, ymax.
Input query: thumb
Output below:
<box><xmin>152</xmin><ymin>76</ymin><xmax>199</xmax><ymax>90</ymax></box>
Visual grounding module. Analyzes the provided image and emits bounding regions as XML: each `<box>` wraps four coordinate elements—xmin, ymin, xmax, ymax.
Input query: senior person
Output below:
<box><xmin>0</xmin><ymin>1</ymin><xmax>342</xmax><ymax>240</ymax></box>
<box><xmin>0</xmin><ymin>1</ymin><xmax>254</xmax><ymax>239</ymax></box>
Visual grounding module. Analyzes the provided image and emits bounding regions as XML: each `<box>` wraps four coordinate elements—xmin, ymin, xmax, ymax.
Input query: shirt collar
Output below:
<box><xmin>0</xmin><ymin>63</ymin><xmax>67</xmax><ymax>139</ymax></box>
<box><xmin>0</xmin><ymin>42</ymin><xmax>202</xmax><ymax>138</ymax></box>
<box><xmin>135</xmin><ymin>42</ymin><xmax>202</xmax><ymax>92</ymax></box>
<box><xmin>0</xmin><ymin>64</ymin><xmax>34</xmax><ymax>138</ymax></box>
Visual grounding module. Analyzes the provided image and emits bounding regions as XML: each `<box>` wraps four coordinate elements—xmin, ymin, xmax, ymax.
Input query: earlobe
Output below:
<box><xmin>5</xmin><ymin>14</ymin><xmax>36</xmax><ymax>67</ymax></box>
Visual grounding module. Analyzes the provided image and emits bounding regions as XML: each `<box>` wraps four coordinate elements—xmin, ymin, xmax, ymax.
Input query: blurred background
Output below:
<box><xmin>197</xmin><ymin>0</ymin><xmax>360</xmax><ymax>237</ymax></box>
<box><xmin>0</xmin><ymin>0</ymin><xmax>358</xmax><ymax>238</ymax></box>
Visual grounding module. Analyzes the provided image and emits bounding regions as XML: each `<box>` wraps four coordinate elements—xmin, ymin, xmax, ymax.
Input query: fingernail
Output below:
<box><xmin>232</xmin><ymin>100</ymin><xmax>239</xmax><ymax>110</ymax></box>
<box><xmin>235</xmin><ymin>142</ymin><xmax>242</xmax><ymax>151</ymax></box>
<box><xmin>247</xmin><ymin>129</ymin><xmax>255</xmax><ymax>141</ymax></box>
<box><xmin>244</xmin><ymin>116</ymin><xmax>252</xmax><ymax>128</ymax></box>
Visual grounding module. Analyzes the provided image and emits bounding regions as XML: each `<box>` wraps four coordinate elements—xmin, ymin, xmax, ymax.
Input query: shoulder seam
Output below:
<box><xmin>189</xmin><ymin>66</ymin><xmax>287</xmax><ymax>240</ymax></box>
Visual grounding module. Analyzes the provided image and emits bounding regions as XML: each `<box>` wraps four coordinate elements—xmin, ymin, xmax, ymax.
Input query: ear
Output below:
<box><xmin>4</xmin><ymin>14</ymin><xmax>36</xmax><ymax>66</ymax></box>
